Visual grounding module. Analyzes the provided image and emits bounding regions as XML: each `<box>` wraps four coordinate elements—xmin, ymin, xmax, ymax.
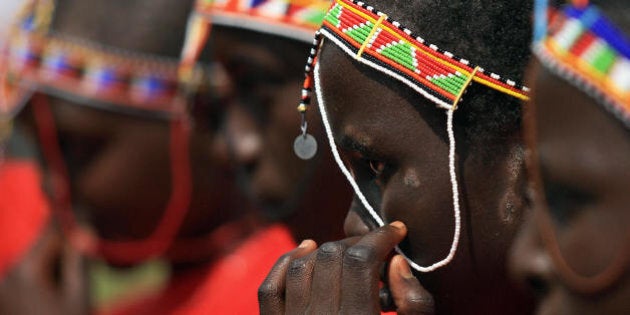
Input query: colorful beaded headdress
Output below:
<box><xmin>0</xmin><ymin>0</ymin><xmax>216</xmax><ymax>264</ymax></box>
<box><xmin>195</xmin><ymin>0</ymin><xmax>331</xmax><ymax>43</ymax></box>
<box><xmin>534</xmin><ymin>0</ymin><xmax>630</xmax><ymax>128</ymax></box>
<box><xmin>0</xmin><ymin>0</ymin><xmax>211</xmax><ymax>119</ymax></box>
<box><xmin>301</xmin><ymin>0</ymin><xmax>531</xmax><ymax>272</ymax></box>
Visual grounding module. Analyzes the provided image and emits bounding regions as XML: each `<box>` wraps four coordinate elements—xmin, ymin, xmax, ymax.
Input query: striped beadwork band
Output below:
<box><xmin>534</xmin><ymin>3</ymin><xmax>630</xmax><ymax>127</ymax></box>
<box><xmin>1</xmin><ymin>0</ymin><xmax>208</xmax><ymax>118</ymax></box>
<box><xmin>298</xmin><ymin>0</ymin><xmax>530</xmax><ymax>116</ymax></box>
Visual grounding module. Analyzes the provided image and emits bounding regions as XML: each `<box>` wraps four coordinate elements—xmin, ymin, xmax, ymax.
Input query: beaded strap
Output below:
<box><xmin>535</xmin><ymin>3</ymin><xmax>630</xmax><ymax>127</ymax></box>
<box><xmin>299</xmin><ymin>0</ymin><xmax>529</xmax><ymax>118</ymax></box>
<box><xmin>1</xmin><ymin>0</ymin><xmax>210</xmax><ymax>118</ymax></box>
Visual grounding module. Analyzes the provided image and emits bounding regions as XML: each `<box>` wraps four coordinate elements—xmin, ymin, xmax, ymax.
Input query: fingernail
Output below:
<box><xmin>396</xmin><ymin>255</ymin><xmax>414</xmax><ymax>279</ymax></box>
<box><xmin>389</xmin><ymin>221</ymin><xmax>405</xmax><ymax>230</ymax></box>
<box><xmin>298</xmin><ymin>239</ymin><xmax>312</xmax><ymax>248</ymax></box>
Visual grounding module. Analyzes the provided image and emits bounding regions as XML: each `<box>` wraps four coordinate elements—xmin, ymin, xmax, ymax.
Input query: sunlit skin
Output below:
<box><xmin>259</xmin><ymin>28</ymin><xmax>533</xmax><ymax>315</ymax></box>
<box><xmin>211</xmin><ymin>26</ymin><xmax>350</xmax><ymax>242</ymax></box>
<box><xmin>510</xmin><ymin>60</ymin><xmax>630</xmax><ymax>315</ymax></box>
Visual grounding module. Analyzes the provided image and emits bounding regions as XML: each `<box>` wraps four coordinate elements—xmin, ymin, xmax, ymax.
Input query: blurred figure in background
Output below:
<box><xmin>510</xmin><ymin>0</ymin><xmax>630</xmax><ymax>314</ymax></box>
<box><xmin>1</xmin><ymin>0</ymin><xmax>280</xmax><ymax>313</ymax></box>
<box><xmin>0</xmin><ymin>0</ymin><xmax>25</xmax><ymax>43</ymax></box>
<box><xmin>1</xmin><ymin>2</ymin><xmax>85</xmax><ymax>313</ymax></box>
<box><xmin>200</xmin><ymin>0</ymin><xmax>350</xmax><ymax>245</ymax></box>
<box><xmin>0</xmin><ymin>130</ymin><xmax>85</xmax><ymax>315</ymax></box>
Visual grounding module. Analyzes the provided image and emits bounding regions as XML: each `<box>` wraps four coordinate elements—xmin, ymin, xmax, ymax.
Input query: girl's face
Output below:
<box><xmin>510</xmin><ymin>61</ymin><xmax>630</xmax><ymax>315</ymax></box>
<box><xmin>319</xmin><ymin>42</ymin><xmax>533</xmax><ymax>314</ymax></box>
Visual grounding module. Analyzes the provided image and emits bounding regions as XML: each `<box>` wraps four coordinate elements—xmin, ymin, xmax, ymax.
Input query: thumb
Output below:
<box><xmin>388</xmin><ymin>255</ymin><xmax>435</xmax><ymax>315</ymax></box>
<box><xmin>61</xmin><ymin>242</ymin><xmax>89</xmax><ymax>315</ymax></box>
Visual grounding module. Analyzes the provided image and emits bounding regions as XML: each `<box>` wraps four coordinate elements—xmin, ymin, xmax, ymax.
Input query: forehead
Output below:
<box><xmin>318</xmin><ymin>42</ymin><xmax>445</xmax><ymax>142</ymax></box>
<box><xmin>212</xmin><ymin>27</ymin><xmax>310</xmax><ymax>68</ymax></box>
<box><xmin>530</xmin><ymin>63</ymin><xmax>630</xmax><ymax>178</ymax></box>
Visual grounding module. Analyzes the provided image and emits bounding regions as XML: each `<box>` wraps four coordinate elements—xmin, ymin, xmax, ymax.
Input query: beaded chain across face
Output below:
<box><xmin>300</xmin><ymin>0</ymin><xmax>530</xmax><ymax>272</ymax></box>
<box><xmin>0</xmin><ymin>0</ymin><xmax>210</xmax><ymax>119</ymax></box>
<box><xmin>534</xmin><ymin>1</ymin><xmax>630</xmax><ymax>128</ymax></box>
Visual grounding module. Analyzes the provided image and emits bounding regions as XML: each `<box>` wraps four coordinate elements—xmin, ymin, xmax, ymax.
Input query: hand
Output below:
<box><xmin>0</xmin><ymin>223</ymin><xmax>89</xmax><ymax>315</ymax></box>
<box><xmin>259</xmin><ymin>222</ymin><xmax>434</xmax><ymax>314</ymax></box>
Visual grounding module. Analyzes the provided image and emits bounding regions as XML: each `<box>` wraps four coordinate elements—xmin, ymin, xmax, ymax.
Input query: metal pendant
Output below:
<box><xmin>293</xmin><ymin>133</ymin><xmax>317</xmax><ymax>160</ymax></box>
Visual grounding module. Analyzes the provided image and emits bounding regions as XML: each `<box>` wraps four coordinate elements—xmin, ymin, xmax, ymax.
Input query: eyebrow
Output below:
<box><xmin>338</xmin><ymin>133</ymin><xmax>378</xmax><ymax>158</ymax></box>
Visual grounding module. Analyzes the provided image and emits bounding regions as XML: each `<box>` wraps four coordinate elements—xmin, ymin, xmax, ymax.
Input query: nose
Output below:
<box><xmin>509</xmin><ymin>211</ymin><xmax>554</xmax><ymax>297</ymax></box>
<box><xmin>223</xmin><ymin>104</ymin><xmax>263</xmax><ymax>167</ymax></box>
<box><xmin>344</xmin><ymin>198</ymin><xmax>375</xmax><ymax>237</ymax></box>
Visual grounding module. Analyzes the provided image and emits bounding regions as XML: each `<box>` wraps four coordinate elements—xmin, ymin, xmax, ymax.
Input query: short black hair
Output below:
<box><xmin>368</xmin><ymin>0</ymin><xmax>533</xmax><ymax>145</ymax></box>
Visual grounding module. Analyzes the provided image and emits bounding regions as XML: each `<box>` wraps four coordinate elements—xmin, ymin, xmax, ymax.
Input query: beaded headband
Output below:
<box><xmin>195</xmin><ymin>0</ymin><xmax>331</xmax><ymax>43</ymax></box>
<box><xmin>303</xmin><ymin>0</ymin><xmax>531</xmax><ymax>273</ymax></box>
<box><xmin>534</xmin><ymin>1</ymin><xmax>630</xmax><ymax>128</ymax></box>
<box><xmin>0</xmin><ymin>0</ymin><xmax>211</xmax><ymax>119</ymax></box>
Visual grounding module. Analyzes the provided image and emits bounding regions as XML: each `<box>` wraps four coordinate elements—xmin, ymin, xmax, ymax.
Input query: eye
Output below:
<box><xmin>542</xmin><ymin>181</ymin><xmax>594</xmax><ymax>226</ymax></box>
<box><xmin>368</xmin><ymin>159</ymin><xmax>386</xmax><ymax>177</ymax></box>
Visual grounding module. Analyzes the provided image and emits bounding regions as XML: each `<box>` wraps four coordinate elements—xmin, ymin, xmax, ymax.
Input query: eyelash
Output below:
<box><xmin>362</xmin><ymin>158</ymin><xmax>392</xmax><ymax>186</ymax></box>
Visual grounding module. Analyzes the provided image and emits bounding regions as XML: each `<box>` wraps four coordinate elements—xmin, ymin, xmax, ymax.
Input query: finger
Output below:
<box><xmin>388</xmin><ymin>255</ymin><xmax>435</xmax><ymax>315</ymax></box>
<box><xmin>259</xmin><ymin>240</ymin><xmax>317</xmax><ymax>315</ymax></box>
<box><xmin>284</xmin><ymin>252</ymin><xmax>316</xmax><ymax>314</ymax></box>
<box><xmin>19</xmin><ymin>224</ymin><xmax>60</xmax><ymax>285</ymax></box>
<box><xmin>308</xmin><ymin>237</ymin><xmax>360</xmax><ymax>314</ymax></box>
<box><xmin>340</xmin><ymin>221</ymin><xmax>407</xmax><ymax>314</ymax></box>
<box><xmin>61</xmin><ymin>243</ymin><xmax>89</xmax><ymax>315</ymax></box>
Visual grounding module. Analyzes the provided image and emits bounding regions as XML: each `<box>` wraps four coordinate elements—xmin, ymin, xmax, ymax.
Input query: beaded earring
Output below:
<box><xmin>300</xmin><ymin>0</ymin><xmax>530</xmax><ymax>272</ymax></box>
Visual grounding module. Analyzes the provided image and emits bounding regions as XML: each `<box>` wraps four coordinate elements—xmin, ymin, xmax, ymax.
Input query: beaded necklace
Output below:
<box><xmin>303</xmin><ymin>0</ymin><xmax>531</xmax><ymax>273</ymax></box>
<box><xmin>534</xmin><ymin>1</ymin><xmax>630</xmax><ymax>128</ymax></box>
<box><xmin>1</xmin><ymin>0</ymin><xmax>211</xmax><ymax>119</ymax></box>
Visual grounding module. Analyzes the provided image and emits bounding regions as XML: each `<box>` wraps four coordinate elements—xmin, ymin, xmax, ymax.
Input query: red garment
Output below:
<box><xmin>0</xmin><ymin>160</ymin><xmax>50</xmax><ymax>278</ymax></box>
<box><xmin>103</xmin><ymin>224</ymin><xmax>296</xmax><ymax>315</ymax></box>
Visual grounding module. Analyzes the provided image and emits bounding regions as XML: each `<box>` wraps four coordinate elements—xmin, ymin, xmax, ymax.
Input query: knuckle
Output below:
<box><xmin>287</xmin><ymin>257</ymin><xmax>309</xmax><ymax>278</ymax></box>
<box><xmin>316</xmin><ymin>242</ymin><xmax>343</xmax><ymax>262</ymax></box>
<box><xmin>344</xmin><ymin>244</ymin><xmax>376</xmax><ymax>267</ymax></box>
<box><xmin>400</xmin><ymin>292</ymin><xmax>435</xmax><ymax>315</ymax></box>
<box><xmin>258</xmin><ymin>280</ymin><xmax>283</xmax><ymax>301</ymax></box>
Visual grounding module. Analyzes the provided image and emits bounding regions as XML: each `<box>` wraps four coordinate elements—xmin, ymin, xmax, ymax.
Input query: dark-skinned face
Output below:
<box><xmin>211</xmin><ymin>27</ymin><xmax>349</xmax><ymax>242</ymax></box>
<box><xmin>318</xmin><ymin>43</ymin><xmax>532</xmax><ymax>313</ymax></box>
<box><xmin>23</xmin><ymin>97</ymin><xmax>238</xmax><ymax>244</ymax></box>
<box><xmin>510</xmin><ymin>61</ymin><xmax>630</xmax><ymax>315</ymax></box>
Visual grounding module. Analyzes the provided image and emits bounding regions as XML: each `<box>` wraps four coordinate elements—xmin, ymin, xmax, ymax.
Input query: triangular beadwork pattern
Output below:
<box><xmin>318</xmin><ymin>0</ymin><xmax>530</xmax><ymax>109</ymax></box>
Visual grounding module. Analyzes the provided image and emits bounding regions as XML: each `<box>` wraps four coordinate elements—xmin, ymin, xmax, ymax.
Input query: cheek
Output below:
<box><xmin>381</xmin><ymin>167</ymin><xmax>457</xmax><ymax>264</ymax></box>
<box><xmin>76</xmin><ymin>131</ymin><xmax>171</xmax><ymax>211</ymax></box>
